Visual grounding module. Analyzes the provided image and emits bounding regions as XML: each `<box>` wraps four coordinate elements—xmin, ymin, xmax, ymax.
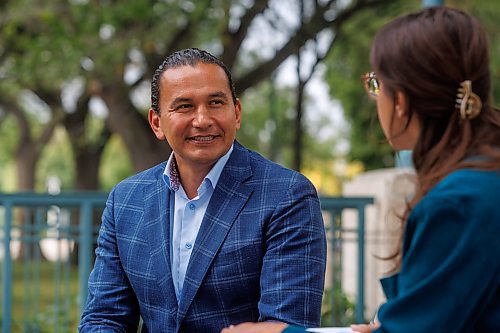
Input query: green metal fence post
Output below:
<box><xmin>2</xmin><ymin>201</ymin><xmax>13</xmax><ymax>333</ymax></box>
<box><xmin>320</xmin><ymin>197</ymin><xmax>374</xmax><ymax>325</ymax></box>
<box><xmin>355</xmin><ymin>204</ymin><xmax>366</xmax><ymax>324</ymax></box>
<box><xmin>329</xmin><ymin>209</ymin><xmax>339</xmax><ymax>325</ymax></box>
<box><xmin>78</xmin><ymin>202</ymin><xmax>93</xmax><ymax>313</ymax></box>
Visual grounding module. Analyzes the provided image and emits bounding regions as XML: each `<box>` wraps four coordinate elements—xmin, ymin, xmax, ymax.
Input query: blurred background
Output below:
<box><xmin>0</xmin><ymin>0</ymin><xmax>498</xmax><ymax>332</ymax></box>
<box><xmin>0</xmin><ymin>0</ymin><xmax>498</xmax><ymax>194</ymax></box>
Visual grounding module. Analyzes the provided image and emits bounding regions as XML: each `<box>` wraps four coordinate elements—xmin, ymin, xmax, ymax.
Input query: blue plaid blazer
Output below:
<box><xmin>79</xmin><ymin>141</ymin><xmax>326</xmax><ymax>333</ymax></box>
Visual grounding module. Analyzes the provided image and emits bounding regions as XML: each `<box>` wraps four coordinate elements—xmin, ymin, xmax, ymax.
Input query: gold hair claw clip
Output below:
<box><xmin>456</xmin><ymin>80</ymin><xmax>482</xmax><ymax>120</ymax></box>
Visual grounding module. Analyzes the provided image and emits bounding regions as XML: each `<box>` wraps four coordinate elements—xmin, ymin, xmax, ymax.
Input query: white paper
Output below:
<box><xmin>306</xmin><ymin>328</ymin><xmax>354</xmax><ymax>333</ymax></box>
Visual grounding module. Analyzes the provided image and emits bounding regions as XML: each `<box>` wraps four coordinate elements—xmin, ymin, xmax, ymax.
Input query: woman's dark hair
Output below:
<box><xmin>150</xmin><ymin>48</ymin><xmax>237</xmax><ymax>114</ymax></box>
<box><xmin>370</xmin><ymin>6</ymin><xmax>500</xmax><ymax>270</ymax></box>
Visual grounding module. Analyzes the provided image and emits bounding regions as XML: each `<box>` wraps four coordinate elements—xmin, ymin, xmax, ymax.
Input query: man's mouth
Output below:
<box><xmin>188</xmin><ymin>135</ymin><xmax>218</xmax><ymax>142</ymax></box>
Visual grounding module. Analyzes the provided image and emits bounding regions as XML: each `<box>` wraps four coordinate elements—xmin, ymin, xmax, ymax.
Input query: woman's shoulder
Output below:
<box><xmin>440</xmin><ymin>167</ymin><xmax>498</xmax><ymax>185</ymax></box>
<box><xmin>425</xmin><ymin>168</ymin><xmax>499</xmax><ymax>204</ymax></box>
<box><xmin>412</xmin><ymin>168</ymin><xmax>500</xmax><ymax>233</ymax></box>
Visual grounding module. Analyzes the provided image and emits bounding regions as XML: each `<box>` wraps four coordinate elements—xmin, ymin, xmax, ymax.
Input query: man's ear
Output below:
<box><xmin>234</xmin><ymin>98</ymin><xmax>242</xmax><ymax>130</ymax></box>
<box><xmin>148</xmin><ymin>108</ymin><xmax>166</xmax><ymax>140</ymax></box>
<box><xmin>395</xmin><ymin>91</ymin><xmax>408</xmax><ymax>118</ymax></box>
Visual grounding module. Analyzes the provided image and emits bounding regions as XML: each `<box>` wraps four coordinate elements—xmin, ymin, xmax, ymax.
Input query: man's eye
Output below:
<box><xmin>209</xmin><ymin>100</ymin><xmax>225</xmax><ymax>107</ymax></box>
<box><xmin>176</xmin><ymin>104</ymin><xmax>192</xmax><ymax>110</ymax></box>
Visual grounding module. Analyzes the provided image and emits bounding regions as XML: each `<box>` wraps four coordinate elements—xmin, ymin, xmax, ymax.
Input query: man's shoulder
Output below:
<box><xmin>235</xmin><ymin>143</ymin><xmax>288</xmax><ymax>170</ymax></box>
<box><xmin>235</xmin><ymin>143</ymin><xmax>310</xmax><ymax>185</ymax></box>
<box><xmin>113</xmin><ymin>161</ymin><xmax>167</xmax><ymax>193</ymax></box>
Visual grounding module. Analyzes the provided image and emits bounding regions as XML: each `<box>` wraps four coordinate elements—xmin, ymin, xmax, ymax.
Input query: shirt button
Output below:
<box><xmin>185</xmin><ymin>243</ymin><xmax>193</xmax><ymax>250</ymax></box>
<box><xmin>188</xmin><ymin>203</ymin><xmax>195</xmax><ymax>210</ymax></box>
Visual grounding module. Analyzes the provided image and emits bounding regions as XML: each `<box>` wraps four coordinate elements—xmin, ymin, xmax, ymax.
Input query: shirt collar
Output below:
<box><xmin>163</xmin><ymin>143</ymin><xmax>234</xmax><ymax>192</ymax></box>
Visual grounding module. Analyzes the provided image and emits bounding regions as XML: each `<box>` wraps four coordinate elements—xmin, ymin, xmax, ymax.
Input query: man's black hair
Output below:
<box><xmin>150</xmin><ymin>48</ymin><xmax>237</xmax><ymax>113</ymax></box>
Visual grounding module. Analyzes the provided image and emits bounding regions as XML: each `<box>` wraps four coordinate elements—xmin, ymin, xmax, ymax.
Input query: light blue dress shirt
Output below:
<box><xmin>163</xmin><ymin>144</ymin><xmax>233</xmax><ymax>300</ymax></box>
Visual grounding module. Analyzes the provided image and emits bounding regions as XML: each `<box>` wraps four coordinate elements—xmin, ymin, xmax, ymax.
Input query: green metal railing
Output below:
<box><xmin>1</xmin><ymin>192</ymin><xmax>373</xmax><ymax>332</ymax></box>
<box><xmin>320</xmin><ymin>197</ymin><xmax>374</xmax><ymax>325</ymax></box>
<box><xmin>0</xmin><ymin>192</ymin><xmax>107</xmax><ymax>333</ymax></box>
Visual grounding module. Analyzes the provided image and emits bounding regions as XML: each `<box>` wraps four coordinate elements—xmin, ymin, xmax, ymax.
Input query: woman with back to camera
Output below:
<box><xmin>221</xmin><ymin>6</ymin><xmax>500</xmax><ymax>333</ymax></box>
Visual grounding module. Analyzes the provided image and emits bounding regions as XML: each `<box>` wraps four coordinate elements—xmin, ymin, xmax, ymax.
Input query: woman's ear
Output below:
<box><xmin>394</xmin><ymin>91</ymin><xmax>408</xmax><ymax>118</ymax></box>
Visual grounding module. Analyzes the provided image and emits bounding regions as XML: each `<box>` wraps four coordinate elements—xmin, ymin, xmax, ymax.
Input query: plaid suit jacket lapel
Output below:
<box><xmin>176</xmin><ymin>142</ymin><xmax>253</xmax><ymax>327</ymax></box>
<box><xmin>143</xmin><ymin>177</ymin><xmax>179</xmax><ymax>315</ymax></box>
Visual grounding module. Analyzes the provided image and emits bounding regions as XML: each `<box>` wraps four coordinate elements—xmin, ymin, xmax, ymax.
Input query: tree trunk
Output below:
<box><xmin>293</xmin><ymin>81</ymin><xmax>305</xmax><ymax>172</ymax></box>
<box><xmin>74</xmin><ymin>148</ymin><xmax>103</xmax><ymax>190</ymax></box>
<box><xmin>15</xmin><ymin>144</ymin><xmax>48</xmax><ymax>261</ymax></box>
<box><xmin>70</xmin><ymin>147</ymin><xmax>108</xmax><ymax>264</ymax></box>
<box><xmin>7</xmin><ymin>91</ymin><xmax>61</xmax><ymax>262</ymax></box>
<box><xmin>101</xmin><ymin>83</ymin><xmax>171</xmax><ymax>172</ymax></box>
<box><xmin>61</xmin><ymin>144</ymin><xmax>105</xmax><ymax>265</ymax></box>
<box><xmin>268</xmin><ymin>75</ymin><xmax>279</xmax><ymax>162</ymax></box>
<box><xmin>15</xmin><ymin>146</ymin><xmax>38</xmax><ymax>191</ymax></box>
<box><xmin>63</xmin><ymin>92</ymin><xmax>111</xmax><ymax>265</ymax></box>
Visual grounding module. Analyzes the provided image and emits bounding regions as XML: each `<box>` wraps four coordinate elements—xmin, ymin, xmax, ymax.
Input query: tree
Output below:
<box><xmin>1</xmin><ymin>0</ymin><xmax>400</xmax><ymax>192</ymax></box>
<box><xmin>62</xmin><ymin>91</ymin><xmax>111</xmax><ymax>190</ymax></box>
<box><xmin>323</xmin><ymin>1</ymin><xmax>417</xmax><ymax>170</ymax></box>
<box><xmin>93</xmin><ymin>0</ymin><xmax>399</xmax><ymax>172</ymax></box>
<box><xmin>0</xmin><ymin>88</ymin><xmax>62</xmax><ymax>191</ymax></box>
<box><xmin>0</xmin><ymin>1</ymin><xmax>130</xmax><ymax>192</ymax></box>
<box><xmin>324</xmin><ymin>0</ymin><xmax>500</xmax><ymax>170</ymax></box>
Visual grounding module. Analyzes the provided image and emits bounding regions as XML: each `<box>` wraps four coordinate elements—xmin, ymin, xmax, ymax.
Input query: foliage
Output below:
<box><xmin>1</xmin><ymin>0</ymin><xmax>402</xmax><ymax>192</ymax></box>
<box><xmin>36</xmin><ymin>127</ymin><xmax>76</xmax><ymax>192</ymax></box>
<box><xmin>324</xmin><ymin>1</ymin><xmax>420</xmax><ymax>170</ymax></box>
<box><xmin>324</xmin><ymin>0</ymin><xmax>500</xmax><ymax>170</ymax></box>
<box><xmin>99</xmin><ymin>135</ymin><xmax>134</xmax><ymax>191</ymax></box>
<box><xmin>321</xmin><ymin>286</ymin><xmax>356</xmax><ymax>326</ymax></box>
<box><xmin>2</xmin><ymin>0</ymin><xmax>498</xmax><ymax>189</ymax></box>
<box><xmin>0</xmin><ymin>115</ymin><xmax>18</xmax><ymax>183</ymax></box>
<box><xmin>457</xmin><ymin>1</ymin><xmax>500</xmax><ymax>102</ymax></box>
<box><xmin>11</xmin><ymin>261</ymin><xmax>80</xmax><ymax>333</ymax></box>
<box><xmin>238</xmin><ymin>78</ymin><xmax>344</xmax><ymax>191</ymax></box>
<box><xmin>238</xmin><ymin>80</ymin><xmax>296</xmax><ymax>164</ymax></box>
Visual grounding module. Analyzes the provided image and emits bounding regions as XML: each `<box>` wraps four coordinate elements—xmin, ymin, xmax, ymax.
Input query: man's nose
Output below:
<box><xmin>192</xmin><ymin>105</ymin><xmax>213</xmax><ymax>127</ymax></box>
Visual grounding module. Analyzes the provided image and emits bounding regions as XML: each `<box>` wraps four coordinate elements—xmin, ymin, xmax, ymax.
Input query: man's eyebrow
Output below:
<box><xmin>209</xmin><ymin>92</ymin><xmax>229</xmax><ymax>100</ymax></box>
<box><xmin>169</xmin><ymin>97</ymin><xmax>193</xmax><ymax>108</ymax></box>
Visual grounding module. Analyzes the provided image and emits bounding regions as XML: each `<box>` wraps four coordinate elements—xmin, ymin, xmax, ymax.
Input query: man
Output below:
<box><xmin>79</xmin><ymin>48</ymin><xmax>326</xmax><ymax>333</ymax></box>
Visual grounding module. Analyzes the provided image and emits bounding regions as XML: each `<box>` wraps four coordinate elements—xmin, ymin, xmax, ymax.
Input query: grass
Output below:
<box><xmin>6</xmin><ymin>259</ymin><xmax>81</xmax><ymax>333</ymax></box>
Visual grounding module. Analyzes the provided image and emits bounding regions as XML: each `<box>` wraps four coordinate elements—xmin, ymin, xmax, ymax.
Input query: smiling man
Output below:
<box><xmin>79</xmin><ymin>48</ymin><xmax>326</xmax><ymax>333</ymax></box>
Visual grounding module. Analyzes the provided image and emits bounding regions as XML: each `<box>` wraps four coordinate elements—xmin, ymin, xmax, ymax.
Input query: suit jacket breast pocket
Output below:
<box><xmin>214</xmin><ymin>241</ymin><xmax>262</xmax><ymax>267</ymax></box>
<box><xmin>212</xmin><ymin>242</ymin><xmax>262</xmax><ymax>282</ymax></box>
<box><xmin>208</xmin><ymin>242</ymin><xmax>263</xmax><ymax>308</ymax></box>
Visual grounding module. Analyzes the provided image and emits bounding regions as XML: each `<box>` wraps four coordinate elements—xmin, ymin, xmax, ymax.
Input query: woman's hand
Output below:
<box><xmin>350</xmin><ymin>322</ymin><xmax>380</xmax><ymax>333</ymax></box>
<box><xmin>221</xmin><ymin>322</ymin><xmax>288</xmax><ymax>333</ymax></box>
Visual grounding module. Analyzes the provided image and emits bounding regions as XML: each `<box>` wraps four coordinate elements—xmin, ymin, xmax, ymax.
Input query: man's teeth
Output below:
<box><xmin>192</xmin><ymin>136</ymin><xmax>214</xmax><ymax>141</ymax></box>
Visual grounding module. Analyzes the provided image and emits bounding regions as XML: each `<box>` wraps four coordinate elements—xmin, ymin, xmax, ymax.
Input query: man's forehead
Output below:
<box><xmin>159</xmin><ymin>63</ymin><xmax>231</xmax><ymax>92</ymax></box>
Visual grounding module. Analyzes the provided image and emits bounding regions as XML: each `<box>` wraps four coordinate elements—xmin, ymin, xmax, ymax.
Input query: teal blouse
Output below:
<box><xmin>282</xmin><ymin>169</ymin><xmax>500</xmax><ymax>333</ymax></box>
<box><xmin>373</xmin><ymin>169</ymin><xmax>500</xmax><ymax>332</ymax></box>
<box><xmin>282</xmin><ymin>325</ymin><xmax>307</xmax><ymax>333</ymax></box>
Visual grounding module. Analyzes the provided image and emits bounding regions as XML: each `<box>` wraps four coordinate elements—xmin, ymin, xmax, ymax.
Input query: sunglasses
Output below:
<box><xmin>362</xmin><ymin>72</ymin><xmax>380</xmax><ymax>97</ymax></box>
